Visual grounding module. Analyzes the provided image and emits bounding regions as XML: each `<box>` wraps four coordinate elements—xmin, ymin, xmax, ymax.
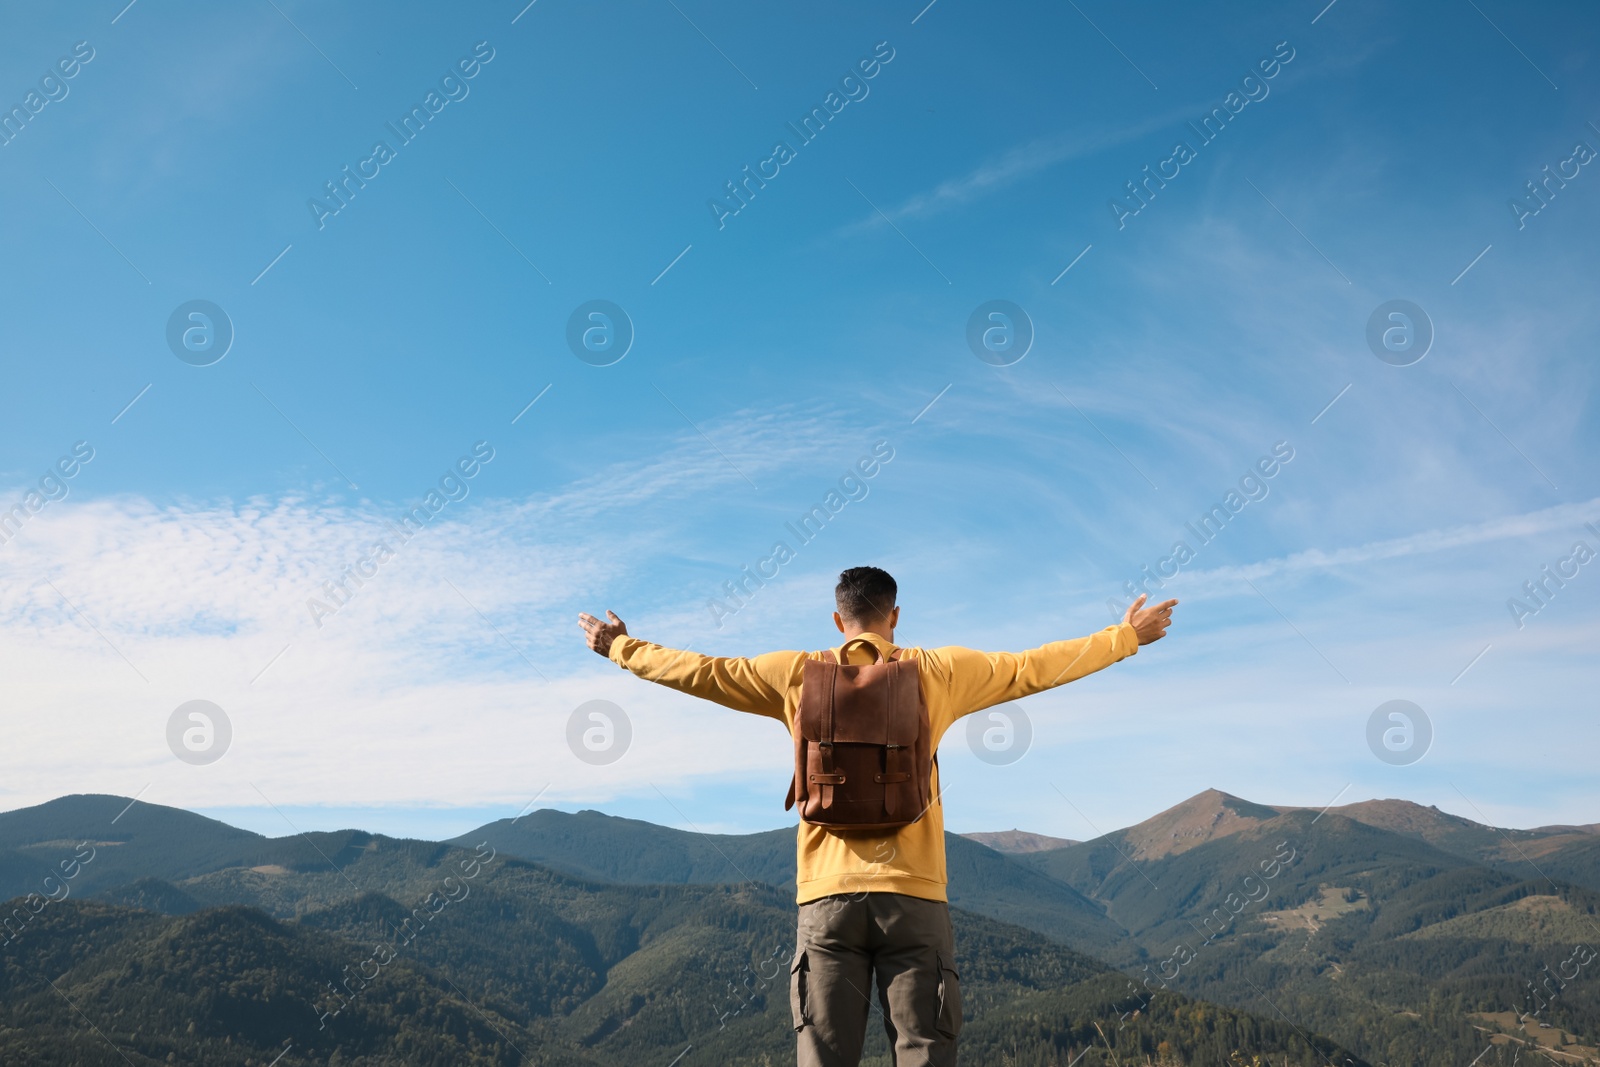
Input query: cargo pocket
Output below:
<box><xmin>934</xmin><ymin>952</ymin><xmax>962</xmax><ymax>1039</ymax></box>
<box><xmin>789</xmin><ymin>948</ymin><xmax>809</xmax><ymax>1032</ymax></box>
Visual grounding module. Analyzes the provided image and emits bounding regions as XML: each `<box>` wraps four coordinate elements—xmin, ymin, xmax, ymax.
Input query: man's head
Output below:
<box><xmin>833</xmin><ymin>566</ymin><xmax>899</xmax><ymax>638</ymax></box>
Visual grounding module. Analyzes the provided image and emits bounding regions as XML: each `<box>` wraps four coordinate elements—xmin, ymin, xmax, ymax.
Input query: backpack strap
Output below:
<box><xmin>794</xmin><ymin>650</ymin><xmax>846</xmax><ymax>811</ymax></box>
<box><xmin>790</xmin><ymin>651</ymin><xmax>840</xmax><ymax>812</ymax></box>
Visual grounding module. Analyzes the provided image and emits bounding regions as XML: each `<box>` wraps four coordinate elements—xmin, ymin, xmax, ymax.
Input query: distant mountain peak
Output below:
<box><xmin>1274</xmin><ymin>796</ymin><xmax>1600</xmax><ymax>862</ymax></box>
<box><xmin>0</xmin><ymin>793</ymin><xmax>264</xmax><ymax>849</ymax></box>
<box><xmin>1315</xmin><ymin>798</ymin><xmax>1479</xmax><ymax>832</ymax></box>
<box><xmin>1117</xmin><ymin>788</ymin><xmax>1283</xmax><ymax>860</ymax></box>
<box><xmin>960</xmin><ymin>829</ymin><xmax>1079</xmax><ymax>854</ymax></box>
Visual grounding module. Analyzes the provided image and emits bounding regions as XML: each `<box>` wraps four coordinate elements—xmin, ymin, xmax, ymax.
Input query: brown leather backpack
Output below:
<box><xmin>784</xmin><ymin>638</ymin><xmax>935</xmax><ymax>832</ymax></box>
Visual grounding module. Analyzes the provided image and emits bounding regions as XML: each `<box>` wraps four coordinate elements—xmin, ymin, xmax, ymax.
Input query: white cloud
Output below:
<box><xmin>0</xmin><ymin>405</ymin><xmax>896</xmax><ymax>815</ymax></box>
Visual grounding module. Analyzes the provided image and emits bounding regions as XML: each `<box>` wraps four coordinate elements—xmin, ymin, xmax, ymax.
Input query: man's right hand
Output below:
<box><xmin>578</xmin><ymin>610</ymin><xmax>627</xmax><ymax>656</ymax></box>
<box><xmin>1122</xmin><ymin>593</ymin><xmax>1177</xmax><ymax>645</ymax></box>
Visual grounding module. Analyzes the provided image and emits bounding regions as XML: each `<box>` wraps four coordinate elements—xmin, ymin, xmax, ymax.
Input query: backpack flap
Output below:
<box><xmin>791</xmin><ymin>649</ymin><xmax>927</xmax><ymax>828</ymax></box>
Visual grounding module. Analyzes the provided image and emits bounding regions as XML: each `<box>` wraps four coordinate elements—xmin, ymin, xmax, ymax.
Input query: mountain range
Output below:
<box><xmin>1</xmin><ymin>788</ymin><xmax>1594</xmax><ymax>1066</ymax></box>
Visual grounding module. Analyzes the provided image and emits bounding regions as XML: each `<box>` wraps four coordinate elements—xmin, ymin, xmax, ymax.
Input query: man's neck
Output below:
<box><xmin>840</xmin><ymin>622</ymin><xmax>894</xmax><ymax>643</ymax></box>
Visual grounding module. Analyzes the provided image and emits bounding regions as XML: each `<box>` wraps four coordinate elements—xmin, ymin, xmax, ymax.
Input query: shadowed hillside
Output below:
<box><xmin>459</xmin><ymin>806</ymin><xmax>1134</xmax><ymax>958</ymax></box>
<box><xmin>0</xmin><ymin>837</ymin><xmax>1365</xmax><ymax>1067</ymax></box>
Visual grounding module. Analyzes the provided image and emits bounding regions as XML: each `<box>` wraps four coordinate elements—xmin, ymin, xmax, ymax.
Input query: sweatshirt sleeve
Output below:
<box><xmin>606</xmin><ymin>635</ymin><xmax>801</xmax><ymax>722</ymax></box>
<box><xmin>923</xmin><ymin>623</ymin><xmax>1139</xmax><ymax>719</ymax></box>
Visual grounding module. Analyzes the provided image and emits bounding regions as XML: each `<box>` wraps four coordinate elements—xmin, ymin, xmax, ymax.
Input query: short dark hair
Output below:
<box><xmin>835</xmin><ymin>566</ymin><xmax>897</xmax><ymax>624</ymax></box>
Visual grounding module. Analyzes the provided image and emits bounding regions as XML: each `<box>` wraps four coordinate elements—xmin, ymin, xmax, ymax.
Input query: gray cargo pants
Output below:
<box><xmin>790</xmin><ymin>891</ymin><xmax>962</xmax><ymax>1067</ymax></box>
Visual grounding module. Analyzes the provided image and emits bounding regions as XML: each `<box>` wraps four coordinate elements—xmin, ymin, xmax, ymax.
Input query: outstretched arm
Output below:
<box><xmin>578</xmin><ymin>610</ymin><xmax>796</xmax><ymax>720</ymax></box>
<box><xmin>928</xmin><ymin>594</ymin><xmax>1178</xmax><ymax>716</ymax></box>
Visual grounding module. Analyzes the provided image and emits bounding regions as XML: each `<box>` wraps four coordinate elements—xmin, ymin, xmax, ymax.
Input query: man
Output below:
<box><xmin>578</xmin><ymin>566</ymin><xmax>1176</xmax><ymax>1067</ymax></box>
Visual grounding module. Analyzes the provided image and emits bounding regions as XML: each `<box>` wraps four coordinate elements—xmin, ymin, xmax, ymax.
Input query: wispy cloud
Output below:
<box><xmin>1182</xmin><ymin>496</ymin><xmax>1600</xmax><ymax>593</ymax></box>
<box><xmin>828</xmin><ymin>106</ymin><xmax>1199</xmax><ymax>239</ymax></box>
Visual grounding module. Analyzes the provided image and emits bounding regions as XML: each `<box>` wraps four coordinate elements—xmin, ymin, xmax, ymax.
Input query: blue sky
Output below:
<box><xmin>1</xmin><ymin>0</ymin><xmax>1597</xmax><ymax>843</ymax></box>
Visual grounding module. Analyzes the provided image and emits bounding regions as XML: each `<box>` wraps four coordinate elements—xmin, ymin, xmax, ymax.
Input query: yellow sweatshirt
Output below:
<box><xmin>607</xmin><ymin>623</ymin><xmax>1139</xmax><ymax>904</ymax></box>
